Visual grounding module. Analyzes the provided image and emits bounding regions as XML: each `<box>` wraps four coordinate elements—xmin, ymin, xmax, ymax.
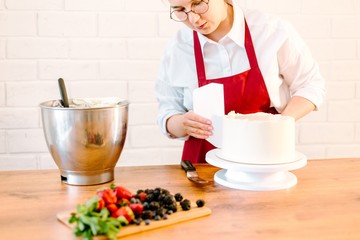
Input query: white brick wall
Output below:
<box><xmin>0</xmin><ymin>0</ymin><xmax>360</xmax><ymax>170</ymax></box>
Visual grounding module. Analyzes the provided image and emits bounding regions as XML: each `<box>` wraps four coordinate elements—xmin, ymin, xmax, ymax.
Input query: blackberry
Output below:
<box><xmin>149</xmin><ymin>201</ymin><xmax>160</xmax><ymax>211</ymax></box>
<box><xmin>154</xmin><ymin>187</ymin><xmax>162</xmax><ymax>192</ymax></box>
<box><xmin>144</xmin><ymin>189</ymin><xmax>154</xmax><ymax>195</ymax></box>
<box><xmin>145</xmin><ymin>193</ymin><xmax>155</xmax><ymax>203</ymax></box>
<box><xmin>174</xmin><ymin>193</ymin><xmax>183</xmax><ymax>202</ymax></box>
<box><xmin>180</xmin><ymin>199</ymin><xmax>191</xmax><ymax>211</ymax></box>
<box><xmin>155</xmin><ymin>208</ymin><xmax>165</xmax><ymax>217</ymax></box>
<box><xmin>161</xmin><ymin>188</ymin><xmax>170</xmax><ymax>195</ymax></box>
<box><xmin>162</xmin><ymin>195</ymin><xmax>175</xmax><ymax>205</ymax></box>
<box><xmin>157</xmin><ymin>193</ymin><xmax>166</xmax><ymax>203</ymax></box>
<box><xmin>141</xmin><ymin>210</ymin><xmax>153</xmax><ymax>220</ymax></box>
<box><xmin>196</xmin><ymin>199</ymin><xmax>205</xmax><ymax>207</ymax></box>
<box><xmin>133</xmin><ymin>187</ymin><xmax>202</xmax><ymax>225</ymax></box>
<box><xmin>142</xmin><ymin>202</ymin><xmax>150</xmax><ymax>210</ymax></box>
<box><xmin>153</xmin><ymin>188</ymin><xmax>161</xmax><ymax>199</ymax></box>
<box><xmin>133</xmin><ymin>218</ymin><xmax>142</xmax><ymax>225</ymax></box>
<box><xmin>165</xmin><ymin>202</ymin><xmax>177</xmax><ymax>213</ymax></box>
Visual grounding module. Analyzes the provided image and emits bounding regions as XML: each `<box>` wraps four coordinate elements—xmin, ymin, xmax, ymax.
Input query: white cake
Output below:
<box><xmin>219</xmin><ymin>111</ymin><xmax>295</xmax><ymax>164</ymax></box>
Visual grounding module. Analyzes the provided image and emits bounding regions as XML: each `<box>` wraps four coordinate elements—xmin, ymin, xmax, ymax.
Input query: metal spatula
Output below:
<box><xmin>181</xmin><ymin>160</ymin><xmax>211</xmax><ymax>185</ymax></box>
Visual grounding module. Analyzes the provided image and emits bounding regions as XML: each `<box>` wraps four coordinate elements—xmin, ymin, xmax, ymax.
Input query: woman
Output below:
<box><xmin>155</xmin><ymin>0</ymin><xmax>325</xmax><ymax>163</ymax></box>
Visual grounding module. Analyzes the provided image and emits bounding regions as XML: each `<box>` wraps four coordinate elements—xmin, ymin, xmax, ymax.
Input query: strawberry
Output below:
<box><xmin>111</xmin><ymin>206</ymin><xmax>134</xmax><ymax>222</ymax></box>
<box><xmin>96</xmin><ymin>198</ymin><xmax>105</xmax><ymax>211</ymax></box>
<box><xmin>114</xmin><ymin>186</ymin><xmax>134</xmax><ymax>200</ymax></box>
<box><xmin>137</xmin><ymin>192</ymin><xmax>147</xmax><ymax>203</ymax></box>
<box><xmin>106</xmin><ymin>203</ymin><xmax>118</xmax><ymax>213</ymax></box>
<box><xmin>129</xmin><ymin>203</ymin><xmax>144</xmax><ymax>217</ymax></box>
<box><xmin>117</xmin><ymin>198</ymin><xmax>130</xmax><ymax>206</ymax></box>
<box><xmin>97</xmin><ymin>188</ymin><xmax>117</xmax><ymax>205</ymax></box>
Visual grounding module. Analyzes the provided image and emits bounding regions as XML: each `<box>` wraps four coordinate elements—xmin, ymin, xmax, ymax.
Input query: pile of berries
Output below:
<box><xmin>95</xmin><ymin>184</ymin><xmax>205</xmax><ymax>226</ymax></box>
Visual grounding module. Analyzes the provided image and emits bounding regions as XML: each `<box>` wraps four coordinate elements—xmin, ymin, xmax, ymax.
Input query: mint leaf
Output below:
<box><xmin>69</xmin><ymin>197</ymin><xmax>123</xmax><ymax>240</ymax></box>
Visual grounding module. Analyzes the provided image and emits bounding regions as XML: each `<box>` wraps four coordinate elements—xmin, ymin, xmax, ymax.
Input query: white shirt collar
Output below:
<box><xmin>227</xmin><ymin>0</ymin><xmax>245</xmax><ymax>48</ymax></box>
<box><xmin>196</xmin><ymin>0</ymin><xmax>245</xmax><ymax>49</ymax></box>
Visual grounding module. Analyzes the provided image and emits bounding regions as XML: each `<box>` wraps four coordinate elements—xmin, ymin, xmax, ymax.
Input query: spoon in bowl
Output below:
<box><xmin>58</xmin><ymin>78</ymin><xmax>69</xmax><ymax>107</ymax></box>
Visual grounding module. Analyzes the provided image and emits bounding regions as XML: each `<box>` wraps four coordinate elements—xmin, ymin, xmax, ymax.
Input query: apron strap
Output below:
<box><xmin>244</xmin><ymin>20</ymin><xmax>259</xmax><ymax>69</ymax></box>
<box><xmin>193</xmin><ymin>31</ymin><xmax>207</xmax><ymax>86</ymax></box>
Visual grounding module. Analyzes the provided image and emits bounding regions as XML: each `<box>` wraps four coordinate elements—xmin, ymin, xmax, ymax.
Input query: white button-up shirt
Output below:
<box><xmin>155</xmin><ymin>1</ymin><xmax>326</xmax><ymax>137</ymax></box>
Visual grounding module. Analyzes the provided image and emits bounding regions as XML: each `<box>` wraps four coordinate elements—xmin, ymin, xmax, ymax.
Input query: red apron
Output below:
<box><xmin>181</xmin><ymin>20</ymin><xmax>278</xmax><ymax>164</ymax></box>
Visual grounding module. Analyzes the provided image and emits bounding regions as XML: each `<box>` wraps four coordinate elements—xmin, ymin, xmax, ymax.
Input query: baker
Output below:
<box><xmin>155</xmin><ymin>0</ymin><xmax>326</xmax><ymax>164</ymax></box>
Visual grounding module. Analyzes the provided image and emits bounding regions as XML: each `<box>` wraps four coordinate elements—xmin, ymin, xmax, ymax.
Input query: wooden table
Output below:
<box><xmin>0</xmin><ymin>158</ymin><xmax>359</xmax><ymax>240</ymax></box>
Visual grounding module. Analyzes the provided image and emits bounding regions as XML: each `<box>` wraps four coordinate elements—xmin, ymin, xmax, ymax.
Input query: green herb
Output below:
<box><xmin>69</xmin><ymin>197</ymin><xmax>128</xmax><ymax>240</ymax></box>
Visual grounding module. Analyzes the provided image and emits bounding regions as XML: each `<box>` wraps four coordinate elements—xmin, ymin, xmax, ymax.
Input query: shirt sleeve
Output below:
<box><xmin>277</xmin><ymin>21</ymin><xmax>326</xmax><ymax>110</ymax></box>
<box><xmin>155</xmin><ymin>46</ymin><xmax>188</xmax><ymax>138</ymax></box>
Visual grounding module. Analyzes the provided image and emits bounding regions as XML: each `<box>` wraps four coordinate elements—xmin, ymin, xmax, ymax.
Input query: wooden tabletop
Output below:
<box><xmin>0</xmin><ymin>158</ymin><xmax>359</xmax><ymax>240</ymax></box>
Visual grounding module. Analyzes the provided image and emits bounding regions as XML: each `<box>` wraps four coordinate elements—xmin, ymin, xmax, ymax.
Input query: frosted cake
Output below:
<box><xmin>219</xmin><ymin>111</ymin><xmax>295</xmax><ymax>164</ymax></box>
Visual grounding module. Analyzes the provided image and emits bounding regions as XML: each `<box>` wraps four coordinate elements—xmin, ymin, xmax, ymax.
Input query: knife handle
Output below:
<box><xmin>181</xmin><ymin>160</ymin><xmax>196</xmax><ymax>172</ymax></box>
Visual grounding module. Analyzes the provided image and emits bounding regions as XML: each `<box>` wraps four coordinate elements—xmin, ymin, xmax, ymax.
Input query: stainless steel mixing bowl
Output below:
<box><xmin>40</xmin><ymin>98</ymin><xmax>129</xmax><ymax>185</ymax></box>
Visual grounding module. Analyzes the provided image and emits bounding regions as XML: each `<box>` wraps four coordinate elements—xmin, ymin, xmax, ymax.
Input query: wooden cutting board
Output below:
<box><xmin>57</xmin><ymin>204</ymin><xmax>211</xmax><ymax>238</ymax></box>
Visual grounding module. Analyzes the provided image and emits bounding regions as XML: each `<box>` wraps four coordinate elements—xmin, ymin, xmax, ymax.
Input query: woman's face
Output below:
<box><xmin>169</xmin><ymin>0</ymin><xmax>229</xmax><ymax>37</ymax></box>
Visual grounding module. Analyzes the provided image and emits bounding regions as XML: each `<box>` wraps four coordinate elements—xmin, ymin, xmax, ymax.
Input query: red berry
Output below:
<box><xmin>129</xmin><ymin>203</ymin><xmax>144</xmax><ymax>216</ymax></box>
<box><xmin>97</xmin><ymin>188</ymin><xmax>117</xmax><ymax>205</ymax></box>
<box><xmin>137</xmin><ymin>192</ymin><xmax>147</xmax><ymax>203</ymax></box>
<box><xmin>96</xmin><ymin>198</ymin><xmax>105</xmax><ymax>211</ymax></box>
<box><xmin>106</xmin><ymin>203</ymin><xmax>118</xmax><ymax>213</ymax></box>
<box><xmin>114</xmin><ymin>186</ymin><xmax>134</xmax><ymax>200</ymax></box>
<box><xmin>111</xmin><ymin>206</ymin><xmax>134</xmax><ymax>222</ymax></box>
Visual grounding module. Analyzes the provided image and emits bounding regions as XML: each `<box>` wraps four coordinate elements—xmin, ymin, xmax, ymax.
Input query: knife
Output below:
<box><xmin>181</xmin><ymin>160</ymin><xmax>211</xmax><ymax>185</ymax></box>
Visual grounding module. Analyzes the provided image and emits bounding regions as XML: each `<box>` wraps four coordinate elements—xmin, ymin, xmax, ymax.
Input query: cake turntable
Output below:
<box><xmin>206</xmin><ymin>149</ymin><xmax>307</xmax><ymax>191</ymax></box>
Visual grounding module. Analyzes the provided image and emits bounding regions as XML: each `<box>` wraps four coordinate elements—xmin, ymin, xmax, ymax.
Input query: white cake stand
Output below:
<box><xmin>206</xmin><ymin>149</ymin><xmax>307</xmax><ymax>191</ymax></box>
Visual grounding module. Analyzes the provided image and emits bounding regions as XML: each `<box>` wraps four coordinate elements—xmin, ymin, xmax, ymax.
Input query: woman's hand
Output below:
<box><xmin>281</xmin><ymin>96</ymin><xmax>316</xmax><ymax>120</ymax></box>
<box><xmin>182</xmin><ymin>111</ymin><xmax>213</xmax><ymax>139</ymax></box>
<box><xmin>166</xmin><ymin>111</ymin><xmax>213</xmax><ymax>139</ymax></box>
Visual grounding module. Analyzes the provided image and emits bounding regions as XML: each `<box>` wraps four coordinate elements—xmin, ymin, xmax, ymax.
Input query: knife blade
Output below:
<box><xmin>181</xmin><ymin>160</ymin><xmax>211</xmax><ymax>185</ymax></box>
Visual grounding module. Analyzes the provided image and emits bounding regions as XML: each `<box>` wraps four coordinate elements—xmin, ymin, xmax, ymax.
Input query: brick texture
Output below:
<box><xmin>0</xmin><ymin>0</ymin><xmax>360</xmax><ymax>170</ymax></box>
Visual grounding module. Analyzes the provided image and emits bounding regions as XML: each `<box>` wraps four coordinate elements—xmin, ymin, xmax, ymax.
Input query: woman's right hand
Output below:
<box><xmin>166</xmin><ymin>111</ymin><xmax>213</xmax><ymax>139</ymax></box>
<box><xmin>182</xmin><ymin>111</ymin><xmax>213</xmax><ymax>139</ymax></box>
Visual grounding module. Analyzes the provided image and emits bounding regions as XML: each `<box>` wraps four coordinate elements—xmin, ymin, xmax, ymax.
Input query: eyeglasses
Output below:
<box><xmin>170</xmin><ymin>0</ymin><xmax>210</xmax><ymax>22</ymax></box>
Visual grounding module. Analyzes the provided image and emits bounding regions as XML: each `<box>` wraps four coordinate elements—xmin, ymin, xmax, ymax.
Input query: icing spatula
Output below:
<box><xmin>181</xmin><ymin>160</ymin><xmax>211</xmax><ymax>185</ymax></box>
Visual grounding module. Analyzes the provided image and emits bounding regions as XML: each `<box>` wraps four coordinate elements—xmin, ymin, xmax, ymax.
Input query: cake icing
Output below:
<box><xmin>218</xmin><ymin>111</ymin><xmax>295</xmax><ymax>164</ymax></box>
